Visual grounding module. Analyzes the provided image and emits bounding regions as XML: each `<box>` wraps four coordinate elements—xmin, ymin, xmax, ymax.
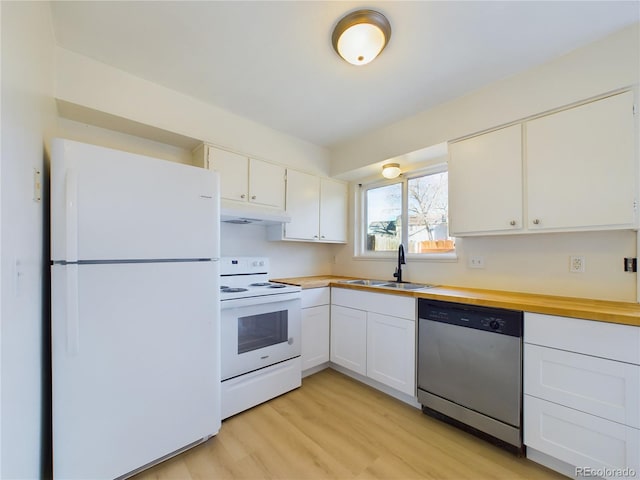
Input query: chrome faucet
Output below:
<box><xmin>393</xmin><ymin>244</ymin><xmax>406</xmax><ymax>283</ymax></box>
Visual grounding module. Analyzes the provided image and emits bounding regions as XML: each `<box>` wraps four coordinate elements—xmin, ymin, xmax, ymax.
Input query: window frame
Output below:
<box><xmin>355</xmin><ymin>163</ymin><xmax>457</xmax><ymax>262</ymax></box>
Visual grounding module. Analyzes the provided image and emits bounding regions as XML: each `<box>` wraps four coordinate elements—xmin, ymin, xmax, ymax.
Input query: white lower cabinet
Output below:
<box><xmin>524</xmin><ymin>313</ymin><xmax>640</xmax><ymax>479</ymax></box>
<box><xmin>301</xmin><ymin>288</ymin><xmax>330</xmax><ymax>372</ymax></box>
<box><xmin>366</xmin><ymin>312</ymin><xmax>415</xmax><ymax>395</ymax></box>
<box><xmin>330</xmin><ymin>288</ymin><xmax>416</xmax><ymax>396</ymax></box>
<box><xmin>525</xmin><ymin>396</ymin><xmax>639</xmax><ymax>479</ymax></box>
<box><xmin>330</xmin><ymin>304</ymin><xmax>367</xmax><ymax>376</ymax></box>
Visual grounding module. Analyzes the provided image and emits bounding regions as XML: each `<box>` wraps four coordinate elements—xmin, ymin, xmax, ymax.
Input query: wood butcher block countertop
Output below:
<box><xmin>270</xmin><ymin>275</ymin><xmax>640</xmax><ymax>327</ymax></box>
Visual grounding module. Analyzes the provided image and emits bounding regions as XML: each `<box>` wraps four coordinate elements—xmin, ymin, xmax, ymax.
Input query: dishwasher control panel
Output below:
<box><xmin>418</xmin><ymin>299</ymin><xmax>523</xmax><ymax>337</ymax></box>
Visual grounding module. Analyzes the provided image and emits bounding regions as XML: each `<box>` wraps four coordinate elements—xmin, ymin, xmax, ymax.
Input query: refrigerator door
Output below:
<box><xmin>51</xmin><ymin>138</ymin><xmax>219</xmax><ymax>262</ymax></box>
<box><xmin>51</xmin><ymin>261</ymin><xmax>220</xmax><ymax>479</ymax></box>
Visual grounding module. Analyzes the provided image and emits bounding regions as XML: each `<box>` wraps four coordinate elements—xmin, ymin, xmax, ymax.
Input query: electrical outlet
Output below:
<box><xmin>570</xmin><ymin>255</ymin><xmax>585</xmax><ymax>273</ymax></box>
<box><xmin>468</xmin><ymin>256</ymin><xmax>485</xmax><ymax>269</ymax></box>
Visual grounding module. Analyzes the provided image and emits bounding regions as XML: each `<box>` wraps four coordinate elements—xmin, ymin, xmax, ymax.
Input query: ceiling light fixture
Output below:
<box><xmin>331</xmin><ymin>9</ymin><xmax>391</xmax><ymax>66</ymax></box>
<box><xmin>382</xmin><ymin>163</ymin><xmax>401</xmax><ymax>179</ymax></box>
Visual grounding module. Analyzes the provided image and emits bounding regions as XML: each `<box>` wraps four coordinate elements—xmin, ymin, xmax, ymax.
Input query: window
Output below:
<box><xmin>362</xmin><ymin>166</ymin><xmax>455</xmax><ymax>256</ymax></box>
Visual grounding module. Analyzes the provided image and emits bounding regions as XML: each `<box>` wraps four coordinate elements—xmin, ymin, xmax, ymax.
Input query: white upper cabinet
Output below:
<box><xmin>269</xmin><ymin>169</ymin><xmax>348</xmax><ymax>243</ymax></box>
<box><xmin>449</xmin><ymin>124</ymin><xmax>523</xmax><ymax>235</ymax></box>
<box><xmin>196</xmin><ymin>144</ymin><xmax>285</xmax><ymax>210</ymax></box>
<box><xmin>448</xmin><ymin>91</ymin><xmax>637</xmax><ymax>236</ymax></box>
<box><xmin>526</xmin><ymin>91</ymin><xmax>636</xmax><ymax>231</ymax></box>
<box><xmin>319</xmin><ymin>178</ymin><xmax>348</xmax><ymax>242</ymax></box>
<box><xmin>284</xmin><ymin>169</ymin><xmax>321</xmax><ymax>240</ymax></box>
<box><xmin>247</xmin><ymin>158</ymin><xmax>286</xmax><ymax>209</ymax></box>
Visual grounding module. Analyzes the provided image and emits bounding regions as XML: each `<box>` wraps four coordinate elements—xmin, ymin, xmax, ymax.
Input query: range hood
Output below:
<box><xmin>220</xmin><ymin>205</ymin><xmax>291</xmax><ymax>225</ymax></box>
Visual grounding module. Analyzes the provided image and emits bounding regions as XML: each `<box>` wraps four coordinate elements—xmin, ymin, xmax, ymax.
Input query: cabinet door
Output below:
<box><xmin>525</xmin><ymin>344</ymin><xmax>640</xmax><ymax>428</ymax></box>
<box><xmin>330</xmin><ymin>305</ymin><xmax>367</xmax><ymax>376</ymax></box>
<box><xmin>526</xmin><ymin>91</ymin><xmax>636</xmax><ymax>231</ymax></box>
<box><xmin>449</xmin><ymin>124</ymin><xmax>523</xmax><ymax>235</ymax></box>
<box><xmin>301</xmin><ymin>305</ymin><xmax>330</xmax><ymax>371</ymax></box>
<box><xmin>367</xmin><ymin>313</ymin><xmax>415</xmax><ymax>395</ymax></box>
<box><xmin>319</xmin><ymin>178</ymin><xmax>348</xmax><ymax>242</ymax></box>
<box><xmin>524</xmin><ymin>395</ymin><xmax>639</xmax><ymax>479</ymax></box>
<box><xmin>209</xmin><ymin>147</ymin><xmax>248</xmax><ymax>203</ymax></box>
<box><xmin>249</xmin><ymin>158</ymin><xmax>285</xmax><ymax>209</ymax></box>
<box><xmin>284</xmin><ymin>169</ymin><xmax>320</xmax><ymax>240</ymax></box>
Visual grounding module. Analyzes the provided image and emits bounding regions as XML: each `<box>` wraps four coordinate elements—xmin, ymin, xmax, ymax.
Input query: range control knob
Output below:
<box><xmin>489</xmin><ymin>320</ymin><xmax>500</xmax><ymax>330</ymax></box>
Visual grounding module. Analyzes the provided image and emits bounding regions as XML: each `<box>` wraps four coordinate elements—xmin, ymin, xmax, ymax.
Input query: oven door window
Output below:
<box><xmin>238</xmin><ymin>310</ymin><xmax>288</xmax><ymax>354</ymax></box>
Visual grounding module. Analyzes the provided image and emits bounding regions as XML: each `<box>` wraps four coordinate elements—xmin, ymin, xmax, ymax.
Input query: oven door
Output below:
<box><xmin>221</xmin><ymin>293</ymin><xmax>301</xmax><ymax>381</ymax></box>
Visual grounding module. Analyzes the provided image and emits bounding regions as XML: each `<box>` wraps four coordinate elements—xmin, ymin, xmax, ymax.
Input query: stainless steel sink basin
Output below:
<box><xmin>378</xmin><ymin>282</ymin><xmax>436</xmax><ymax>290</ymax></box>
<box><xmin>339</xmin><ymin>279</ymin><xmax>388</xmax><ymax>286</ymax></box>
<box><xmin>338</xmin><ymin>279</ymin><xmax>435</xmax><ymax>290</ymax></box>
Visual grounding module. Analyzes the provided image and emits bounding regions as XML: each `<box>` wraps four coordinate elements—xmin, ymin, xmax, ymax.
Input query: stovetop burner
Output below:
<box><xmin>219</xmin><ymin>257</ymin><xmax>301</xmax><ymax>301</ymax></box>
<box><xmin>222</xmin><ymin>287</ymin><xmax>249</xmax><ymax>293</ymax></box>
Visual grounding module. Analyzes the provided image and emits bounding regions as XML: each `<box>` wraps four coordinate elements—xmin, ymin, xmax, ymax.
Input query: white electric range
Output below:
<box><xmin>219</xmin><ymin>257</ymin><xmax>302</xmax><ymax>419</ymax></box>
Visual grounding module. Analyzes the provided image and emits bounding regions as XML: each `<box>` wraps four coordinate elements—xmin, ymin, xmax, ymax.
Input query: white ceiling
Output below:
<box><xmin>49</xmin><ymin>1</ymin><xmax>639</xmax><ymax>149</ymax></box>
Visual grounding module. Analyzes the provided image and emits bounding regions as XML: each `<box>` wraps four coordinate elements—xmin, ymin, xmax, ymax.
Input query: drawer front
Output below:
<box><xmin>331</xmin><ymin>288</ymin><xmax>415</xmax><ymax>320</ymax></box>
<box><xmin>525</xmin><ymin>344</ymin><xmax>640</xmax><ymax>428</ymax></box>
<box><xmin>301</xmin><ymin>287</ymin><xmax>330</xmax><ymax>308</ymax></box>
<box><xmin>524</xmin><ymin>396</ymin><xmax>639</xmax><ymax>479</ymax></box>
<box><xmin>524</xmin><ymin>313</ymin><xmax>640</xmax><ymax>365</ymax></box>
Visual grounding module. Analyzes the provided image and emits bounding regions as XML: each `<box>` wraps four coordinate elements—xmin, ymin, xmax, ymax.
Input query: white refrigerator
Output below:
<box><xmin>50</xmin><ymin>138</ymin><xmax>221</xmax><ymax>479</ymax></box>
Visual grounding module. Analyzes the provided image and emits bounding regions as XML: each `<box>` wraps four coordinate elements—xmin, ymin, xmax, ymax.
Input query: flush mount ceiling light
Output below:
<box><xmin>331</xmin><ymin>9</ymin><xmax>391</xmax><ymax>66</ymax></box>
<box><xmin>382</xmin><ymin>163</ymin><xmax>401</xmax><ymax>179</ymax></box>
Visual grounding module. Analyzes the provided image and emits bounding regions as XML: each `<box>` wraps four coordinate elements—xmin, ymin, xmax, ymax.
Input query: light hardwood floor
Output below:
<box><xmin>135</xmin><ymin>369</ymin><xmax>566</xmax><ymax>480</ymax></box>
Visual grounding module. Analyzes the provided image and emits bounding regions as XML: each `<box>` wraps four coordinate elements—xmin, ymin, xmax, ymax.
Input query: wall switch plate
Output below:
<box><xmin>570</xmin><ymin>255</ymin><xmax>585</xmax><ymax>273</ymax></box>
<box><xmin>468</xmin><ymin>256</ymin><xmax>485</xmax><ymax>269</ymax></box>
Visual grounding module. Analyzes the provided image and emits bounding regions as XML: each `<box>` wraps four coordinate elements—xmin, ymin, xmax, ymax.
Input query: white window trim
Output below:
<box><xmin>354</xmin><ymin>163</ymin><xmax>458</xmax><ymax>262</ymax></box>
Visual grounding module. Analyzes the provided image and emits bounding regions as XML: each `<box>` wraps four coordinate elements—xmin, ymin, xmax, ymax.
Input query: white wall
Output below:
<box><xmin>54</xmin><ymin>47</ymin><xmax>331</xmax><ymax>177</ymax></box>
<box><xmin>1</xmin><ymin>1</ymin><xmax>56</xmax><ymax>477</ymax></box>
<box><xmin>221</xmin><ymin>223</ymin><xmax>337</xmax><ymax>278</ymax></box>
<box><xmin>331</xmin><ymin>24</ymin><xmax>640</xmax><ymax>303</ymax></box>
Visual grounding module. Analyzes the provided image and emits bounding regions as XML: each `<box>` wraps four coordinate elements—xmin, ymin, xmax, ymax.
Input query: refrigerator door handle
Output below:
<box><xmin>65</xmin><ymin>168</ymin><xmax>79</xmax><ymax>262</ymax></box>
<box><xmin>66</xmin><ymin>264</ymin><xmax>80</xmax><ymax>355</ymax></box>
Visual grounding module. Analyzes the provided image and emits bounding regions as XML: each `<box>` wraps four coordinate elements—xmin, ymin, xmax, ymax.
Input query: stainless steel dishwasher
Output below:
<box><xmin>417</xmin><ymin>299</ymin><xmax>524</xmax><ymax>453</ymax></box>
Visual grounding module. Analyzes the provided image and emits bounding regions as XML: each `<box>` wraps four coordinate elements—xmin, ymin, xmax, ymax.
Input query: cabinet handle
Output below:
<box><xmin>251</xmin><ymin>195</ymin><xmax>256</xmax><ymax>200</ymax></box>
<box><xmin>240</xmin><ymin>194</ymin><xmax>246</xmax><ymax>199</ymax></box>
<box><xmin>532</xmin><ymin>219</ymin><xmax>540</xmax><ymax>225</ymax></box>
<box><xmin>313</xmin><ymin>235</ymin><xmax>319</xmax><ymax>239</ymax></box>
<box><xmin>321</xmin><ymin>235</ymin><xmax>326</xmax><ymax>239</ymax></box>
<box><xmin>509</xmin><ymin>220</ymin><xmax>516</xmax><ymax>226</ymax></box>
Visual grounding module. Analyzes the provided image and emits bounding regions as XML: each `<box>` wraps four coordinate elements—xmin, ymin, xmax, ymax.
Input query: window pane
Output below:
<box><xmin>407</xmin><ymin>172</ymin><xmax>455</xmax><ymax>254</ymax></box>
<box><xmin>366</xmin><ymin>183</ymin><xmax>402</xmax><ymax>252</ymax></box>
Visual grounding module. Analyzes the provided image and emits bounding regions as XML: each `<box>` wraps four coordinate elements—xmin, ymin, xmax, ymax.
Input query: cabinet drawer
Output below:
<box><xmin>524</xmin><ymin>395</ymin><xmax>639</xmax><ymax>479</ymax></box>
<box><xmin>525</xmin><ymin>313</ymin><xmax>640</xmax><ymax>364</ymax></box>
<box><xmin>331</xmin><ymin>288</ymin><xmax>415</xmax><ymax>320</ymax></box>
<box><xmin>525</xmin><ymin>344</ymin><xmax>640</xmax><ymax>428</ymax></box>
<box><xmin>301</xmin><ymin>287</ymin><xmax>330</xmax><ymax>308</ymax></box>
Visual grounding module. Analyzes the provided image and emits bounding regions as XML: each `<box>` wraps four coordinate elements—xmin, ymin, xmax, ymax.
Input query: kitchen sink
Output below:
<box><xmin>378</xmin><ymin>282</ymin><xmax>436</xmax><ymax>290</ymax></box>
<box><xmin>338</xmin><ymin>279</ymin><xmax>435</xmax><ymax>290</ymax></box>
<box><xmin>339</xmin><ymin>279</ymin><xmax>388</xmax><ymax>286</ymax></box>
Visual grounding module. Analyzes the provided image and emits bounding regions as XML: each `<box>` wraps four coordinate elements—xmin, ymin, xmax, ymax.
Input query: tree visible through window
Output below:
<box><xmin>407</xmin><ymin>172</ymin><xmax>453</xmax><ymax>253</ymax></box>
<box><xmin>364</xmin><ymin>169</ymin><xmax>454</xmax><ymax>254</ymax></box>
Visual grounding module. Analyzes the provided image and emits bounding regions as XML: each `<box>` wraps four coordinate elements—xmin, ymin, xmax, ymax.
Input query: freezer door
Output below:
<box><xmin>51</xmin><ymin>261</ymin><xmax>220</xmax><ymax>480</ymax></box>
<box><xmin>51</xmin><ymin>138</ymin><xmax>219</xmax><ymax>262</ymax></box>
